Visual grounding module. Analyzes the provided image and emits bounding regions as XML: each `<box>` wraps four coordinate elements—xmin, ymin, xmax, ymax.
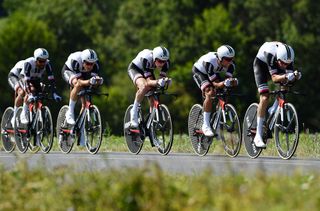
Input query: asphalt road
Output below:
<box><xmin>1</xmin><ymin>151</ymin><xmax>320</xmax><ymax>175</ymax></box>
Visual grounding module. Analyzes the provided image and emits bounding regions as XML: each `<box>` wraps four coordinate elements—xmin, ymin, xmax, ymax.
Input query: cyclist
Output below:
<box><xmin>192</xmin><ymin>45</ymin><xmax>238</xmax><ymax>137</ymax></box>
<box><xmin>19</xmin><ymin>48</ymin><xmax>62</xmax><ymax>124</ymax></box>
<box><xmin>62</xmin><ymin>49</ymin><xmax>103</xmax><ymax>125</ymax></box>
<box><xmin>127</xmin><ymin>46</ymin><xmax>171</xmax><ymax>128</ymax></box>
<box><xmin>253</xmin><ymin>41</ymin><xmax>302</xmax><ymax>147</ymax></box>
<box><xmin>8</xmin><ymin>60</ymin><xmax>26</xmax><ymax>126</ymax></box>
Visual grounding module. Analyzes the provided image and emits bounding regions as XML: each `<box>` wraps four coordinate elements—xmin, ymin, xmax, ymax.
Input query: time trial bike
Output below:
<box><xmin>56</xmin><ymin>87</ymin><xmax>108</xmax><ymax>154</ymax></box>
<box><xmin>242</xmin><ymin>84</ymin><xmax>301</xmax><ymax>159</ymax></box>
<box><xmin>188</xmin><ymin>88</ymin><xmax>242</xmax><ymax>157</ymax></box>
<box><xmin>14</xmin><ymin>89</ymin><xmax>54</xmax><ymax>153</ymax></box>
<box><xmin>123</xmin><ymin>85</ymin><xmax>175</xmax><ymax>155</ymax></box>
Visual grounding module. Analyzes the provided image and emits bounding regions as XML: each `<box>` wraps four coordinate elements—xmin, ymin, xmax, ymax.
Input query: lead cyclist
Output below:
<box><xmin>252</xmin><ymin>41</ymin><xmax>302</xmax><ymax>148</ymax></box>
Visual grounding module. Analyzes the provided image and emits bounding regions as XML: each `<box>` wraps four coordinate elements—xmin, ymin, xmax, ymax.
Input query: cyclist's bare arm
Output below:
<box><xmin>76</xmin><ymin>78</ymin><xmax>91</xmax><ymax>87</ymax></box>
<box><xmin>271</xmin><ymin>74</ymin><xmax>287</xmax><ymax>83</ymax></box>
<box><xmin>146</xmin><ymin>77</ymin><xmax>158</xmax><ymax>87</ymax></box>
<box><xmin>212</xmin><ymin>81</ymin><xmax>224</xmax><ymax>89</ymax></box>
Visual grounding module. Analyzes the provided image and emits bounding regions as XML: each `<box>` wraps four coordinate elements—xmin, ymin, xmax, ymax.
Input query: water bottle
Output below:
<box><xmin>268</xmin><ymin>99</ymin><xmax>278</xmax><ymax>115</ymax></box>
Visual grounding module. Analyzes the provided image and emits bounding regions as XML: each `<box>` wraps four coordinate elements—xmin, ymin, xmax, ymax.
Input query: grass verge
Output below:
<box><xmin>0</xmin><ymin>160</ymin><xmax>320</xmax><ymax>210</ymax></box>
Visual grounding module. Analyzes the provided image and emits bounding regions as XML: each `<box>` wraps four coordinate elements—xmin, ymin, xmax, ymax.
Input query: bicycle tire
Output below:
<box><xmin>274</xmin><ymin>102</ymin><xmax>299</xmax><ymax>159</ymax></box>
<box><xmin>123</xmin><ymin>105</ymin><xmax>144</xmax><ymax>154</ymax></box>
<box><xmin>56</xmin><ymin>105</ymin><xmax>75</xmax><ymax>154</ymax></box>
<box><xmin>39</xmin><ymin>106</ymin><xmax>54</xmax><ymax>153</ymax></box>
<box><xmin>220</xmin><ymin>104</ymin><xmax>242</xmax><ymax>157</ymax></box>
<box><xmin>188</xmin><ymin>104</ymin><xmax>212</xmax><ymax>156</ymax></box>
<box><xmin>1</xmin><ymin>107</ymin><xmax>15</xmax><ymax>152</ymax></box>
<box><xmin>149</xmin><ymin>104</ymin><xmax>173</xmax><ymax>155</ymax></box>
<box><xmin>84</xmin><ymin>105</ymin><xmax>103</xmax><ymax>154</ymax></box>
<box><xmin>14</xmin><ymin>107</ymin><xmax>29</xmax><ymax>153</ymax></box>
<box><xmin>242</xmin><ymin>103</ymin><xmax>262</xmax><ymax>158</ymax></box>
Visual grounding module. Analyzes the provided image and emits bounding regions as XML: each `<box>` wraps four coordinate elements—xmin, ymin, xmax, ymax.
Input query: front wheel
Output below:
<box><xmin>220</xmin><ymin>104</ymin><xmax>241</xmax><ymax>157</ymax></box>
<box><xmin>1</xmin><ymin>107</ymin><xmax>15</xmax><ymax>152</ymax></box>
<box><xmin>84</xmin><ymin>105</ymin><xmax>103</xmax><ymax>154</ymax></box>
<box><xmin>123</xmin><ymin>105</ymin><xmax>144</xmax><ymax>154</ymax></box>
<box><xmin>56</xmin><ymin>105</ymin><xmax>75</xmax><ymax>154</ymax></box>
<box><xmin>242</xmin><ymin>103</ymin><xmax>262</xmax><ymax>158</ymax></box>
<box><xmin>188</xmin><ymin>104</ymin><xmax>212</xmax><ymax>156</ymax></box>
<box><xmin>149</xmin><ymin>104</ymin><xmax>173</xmax><ymax>155</ymax></box>
<box><xmin>39</xmin><ymin>106</ymin><xmax>54</xmax><ymax>153</ymax></box>
<box><xmin>14</xmin><ymin>107</ymin><xmax>29</xmax><ymax>153</ymax></box>
<box><xmin>274</xmin><ymin>103</ymin><xmax>299</xmax><ymax>159</ymax></box>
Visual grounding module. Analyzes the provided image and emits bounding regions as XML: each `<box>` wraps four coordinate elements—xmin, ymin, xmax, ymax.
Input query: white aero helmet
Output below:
<box><xmin>152</xmin><ymin>46</ymin><xmax>170</xmax><ymax>61</ymax></box>
<box><xmin>277</xmin><ymin>43</ymin><xmax>294</xmax><ymax>64</ymax></box>
<box><xmin>34</xmin><ymin>48</ymin><xmax>49</xmax><ymax>60</ymax></box>
<box><xmin>217</xmin><ymin>45</ymin><xmax>235</xmax><ymax>60</ymax></box>
<box><xmin>81</xmin><ymin>49</ymin><xmax>98</xmax><ymax>63</ymax></box>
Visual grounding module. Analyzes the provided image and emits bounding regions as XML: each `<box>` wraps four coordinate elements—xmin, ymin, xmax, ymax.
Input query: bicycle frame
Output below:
<box><xmin>145</xmin><ymin>95</ymin><xmax>161</xmax><ymax>131</ymax></box>
<box><xmin>73</xmin><ymin>95</ymin><xmax>92</xmax><ymax>139</ymax></box>
<box><xmin>128</xmin><ymin>92</ymin><xmax>161</xmax><ymax>138</ymax></box>
<box><xmin>265</xmin><ymin>88</ymin><xmax>295</xmax><ymax>137</ymax></box>
<box><xmin>210</xmin><ymin>90</ymin><xmax>236</xmax><ymax>134</ymax></box>
<box><xmin>61</xmin><ymin>94</ymin><xmax>91</xmax><ymax>143</ymax></box>
<box><xmin>18</xmin><ymin>96</ymin><xmax>44</xmax><ymax>138</ymax></box>
<box><xmin>212</xmin><ymin>94</ymin><xmax>226</xmax><ymax>132</ymax></box>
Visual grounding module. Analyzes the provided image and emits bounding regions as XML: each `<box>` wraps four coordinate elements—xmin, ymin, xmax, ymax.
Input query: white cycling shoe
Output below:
<box><xmin>20</xmin><ymin>111</ymin><xmax>29</xmax><ymax>124</ymax></box>
<box><xmin>66</xmin><ymin>110</ymin><xmax>75</xmax><ymax>125</ymax></box>
<box><xmin>253</xmin><ymin>135</ymin><xmax>266</xmax><ymax>148</ymax></box>
<box><xmin>130</xmin><ymin>118</ymin><xmax>139</xmax><ymax>128</ymax></box>
<box><xmin>10</xmin><ymin>116</ymin><xmax>15</xmax><ymax>127</ymax></box>
<box><xmin>202</xmin><ymin>125</ymin><xmax>214</xmax><ymax>137</ymax></box>
<box><xmin>129</xmin><ymin>110</ymin><xmax>139</xmax><ymax>128</ymax></box>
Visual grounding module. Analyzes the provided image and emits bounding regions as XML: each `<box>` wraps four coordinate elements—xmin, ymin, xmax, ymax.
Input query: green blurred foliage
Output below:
<box><xmin>0</xmin><ymin>0</ymin><xmax>319</xmax><ymax>134</ymax></box>
<box><xmin>1</xmin><ymin>160</ymin><xmax>320</xmax><ymax>210</ymax></box>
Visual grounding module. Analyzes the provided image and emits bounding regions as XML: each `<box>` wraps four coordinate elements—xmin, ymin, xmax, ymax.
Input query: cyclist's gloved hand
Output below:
<box><xmin>166</xmin><ymin>78</ymin><xmax>172</xmax><ymax>87</ymax></box>
<box><xmin>53</xmin><ymin>92</ymin><xmax>62</xmax><ymax>102</ymax></box>
<box><xmin>89</xmin><ymin>76</ymin><xmax>97</xmax><ymax>85</ymax></box>
<box><xmin>157</xmin><ymin>77</ymin><xmax>167</xmax><ymax>88</ymax></box>
<box><xmin>96</xmin><ymin>76</ymin><xmax>104</xmax><ymax>85</ymax></box>
<box><xmin>232</xmin><ymin>78</ymin><xmax>239</xmax><ymax>86</ymax></box>
<box><xmin>224</xmin><ymin>78</ymin><xmax>232</xmax><ymax>87</ymax></box>
<box><xmin>286</xmin><ymin>72</ymin><xmax>295</xmax><ymax>82</ymax></box>
<box><xmin>28</xmin><ymin>93</ymin><xmax>35</xmax><ymax>102</ymax></box>
<box><xmin>294</xmin><ymin>71</ymin><xmax>302</xmax><ymax>80</ymax></box>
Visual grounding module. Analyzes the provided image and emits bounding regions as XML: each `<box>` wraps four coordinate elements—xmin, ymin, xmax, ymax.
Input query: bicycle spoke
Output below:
<box><xmin>123</xmin><ymin>105</ymin><xmax>144</xmax><ymax>154</ymax></box>
<box><xmin>188</xmin><ymin>104</ymin><xmax>212</xmax><ymax>156</ymax></box>
<box><xmin>274</xmin><ymin>103</ymin><xmax>299</xmax><ymax>159</ymax></box>
<box><xmin>150</xmin><ymin>104</ymin><xmax>173</xmax><ymax>155</ymax></box>
<box><xmin>1</xmin><ymin>107</ymin><xmax>16</xmax><ymax>153</ymax></box>
<box><xmin>221</xmin><ymin>104</ymin><xmax>241</xmax><ymax>157</ymax></box>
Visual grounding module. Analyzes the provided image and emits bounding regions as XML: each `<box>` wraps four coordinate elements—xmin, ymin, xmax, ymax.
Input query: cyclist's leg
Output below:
<box><xmin>62</xmin><ymin>67</ymin><xmax>78</xmax><ymax>124</ymax></box>
<box><xmin>128</xmin><ymin>63</ymin><xmax>148</xmax><ymax>127</ymax></box>
<box><xmin>19</xmin><ymin>78</ymin><xmax>35</xmax><ymax>124</ymax></box>
<box><xmin>8</xmin><ymin>74</ymin><xmax>24</xmax><ymax>125</ymax></box>
<box><xmin>192</xmin><ymin>67</ymin><xmax>214</xmax><ymax>137</ymax></box>
<box><xmin>253</xmin><ymin>58</ymin><xmax>270</xmax><ymax>147</ymax></box>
